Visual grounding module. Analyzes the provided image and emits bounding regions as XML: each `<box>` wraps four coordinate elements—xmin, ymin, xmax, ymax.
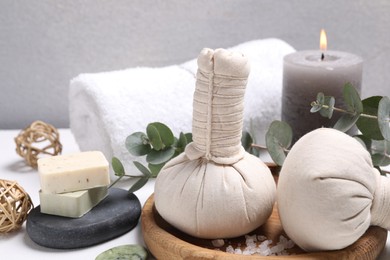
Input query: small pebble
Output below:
<box><xmin>95</xmin><ymin>244</ymin><xmax>148</xmax><ymax>260</ymax></box>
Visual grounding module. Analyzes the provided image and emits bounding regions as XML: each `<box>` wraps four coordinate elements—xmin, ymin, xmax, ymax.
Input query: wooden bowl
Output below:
<box><xmin>141</xmin><ymin>165</ymin><xmax>387</xmax><ymax>259</ymax></box>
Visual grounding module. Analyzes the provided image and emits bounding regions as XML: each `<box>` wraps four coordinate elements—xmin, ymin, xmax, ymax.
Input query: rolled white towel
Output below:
<box><xmin>69</xmin><ymin>38</ymin><xmax>295</xmax><ymax>178</ymax></box>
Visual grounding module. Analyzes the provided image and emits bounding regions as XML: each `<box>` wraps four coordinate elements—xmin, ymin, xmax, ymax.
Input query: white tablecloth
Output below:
<box><xmin>0</xmin><ymin>129</ymin><xmax>389</xmax><ymax>259</ymax></box>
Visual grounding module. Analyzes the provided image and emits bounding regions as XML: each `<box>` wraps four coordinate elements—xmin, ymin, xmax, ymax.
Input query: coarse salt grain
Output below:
<box><xmin>226</xmin><ymin>245</ymin><xmax>234</xmax><ymax>253</ymax></box>
<box><xmin>221</xmin><ymin>234</ymin><xmax>295</xmax><ymax>256</ymax></box>
<box><xmin>211</xmin><ymin>239</ymin><xmax>225</xmax><ymax>247</ymax></box>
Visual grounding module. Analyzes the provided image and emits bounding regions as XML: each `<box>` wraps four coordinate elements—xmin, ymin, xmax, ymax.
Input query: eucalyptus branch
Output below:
<box><xmin>311</xmin><ymin>102</ymin><xmax>381</xmax><ymax>120</ymax></box>
<box><xmin>110</xmin><ymin>122</ymin><xmax>193</xmax><ymax>193</ymax></box>
<box><xmin>251</xmin><ymin>143</ymin><xmax>267</xmax><ymax>150</ymax></box>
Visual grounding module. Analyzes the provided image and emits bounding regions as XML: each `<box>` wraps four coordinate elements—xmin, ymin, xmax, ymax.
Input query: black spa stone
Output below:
<box><xmin>26</xmin><ymin>188</ymin><xmax>141</xmax><ymax>249</ymax></box>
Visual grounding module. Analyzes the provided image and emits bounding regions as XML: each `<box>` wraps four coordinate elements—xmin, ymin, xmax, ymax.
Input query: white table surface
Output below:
<box><xmin>1</xmin><ymin>129</ymin><xmax>389</xmax><ymax>259</ymax></box>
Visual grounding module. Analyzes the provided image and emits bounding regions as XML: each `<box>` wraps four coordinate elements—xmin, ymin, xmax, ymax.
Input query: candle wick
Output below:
<box><xmin>321</xmin><ymin>53</ymin><xmax>325</xmax><ymax>61</ymax></box>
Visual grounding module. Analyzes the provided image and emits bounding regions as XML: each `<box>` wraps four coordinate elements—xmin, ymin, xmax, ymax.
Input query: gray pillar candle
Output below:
<box><xmin>282</xmin><ymin>50</ymin><xmax>363</xmax><ymax>143</ymax></box>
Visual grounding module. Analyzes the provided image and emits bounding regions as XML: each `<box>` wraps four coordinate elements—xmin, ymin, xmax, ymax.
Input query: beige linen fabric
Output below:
<box><xmin>154</xmin><ymin>48</ymin><xmax>276</xmax><ymax>239</ymax></box>
<box><xmin>277</xmin><ymin>128</ymin><xmax>390</xmax><ymax>251</ymax></box>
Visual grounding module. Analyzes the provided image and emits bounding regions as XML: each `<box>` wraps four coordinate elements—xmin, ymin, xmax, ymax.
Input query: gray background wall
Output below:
<box><xmin>1</xmin><ymin>0</ymin><xmax>389</xmax><ymax>129</ymax></box>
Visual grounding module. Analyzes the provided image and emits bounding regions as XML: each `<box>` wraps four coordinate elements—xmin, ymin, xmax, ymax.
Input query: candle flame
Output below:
<box><xmin>320</xmin><ymin>29</ymin><xmax>327</xmax><ymax>51</ymax></box>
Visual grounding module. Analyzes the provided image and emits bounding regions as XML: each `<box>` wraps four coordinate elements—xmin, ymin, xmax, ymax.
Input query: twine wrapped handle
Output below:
<box><xmin>185</xmin><ymin>48</ymin><xmax>250</xmax><ymax>164</ymax></box>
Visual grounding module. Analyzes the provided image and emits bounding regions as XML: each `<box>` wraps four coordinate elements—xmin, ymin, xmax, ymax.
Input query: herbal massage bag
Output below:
<box><xmin>277</xmin><ymin>128</ymin><xmax>390</xmax><ymax>251</ymax></box>
<box><xmin>154</xmin><ymin>48</ymin><xmax>276</xmax><ymax>239</ymax></box>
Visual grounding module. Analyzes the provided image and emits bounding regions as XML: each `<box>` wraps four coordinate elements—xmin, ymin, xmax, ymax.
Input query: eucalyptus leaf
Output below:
<box><xmin>133</xmin><ymin>161</ymin><xmax>151</xmax><ymax>177</ymax></box>
<box><xmin>184</xmin><ymin>133</ymin><xmax>193</xmax><ymax>143</ymax></box>
<box><xmin>148</xmin><ymin>163</ymin><xmax>165</xmax><ymax>177</ymax></box>
<box><xmin>378</xmin><ymin>96</ymin><xmax>390</xmax><ymax>141</ymax></box>
<box><xmin>128</xmin><ymin>177</ymin><xmax>149</xmax><ymax>194</ymax></box>
<box><xmin>146</xmin><ymin>124</ymin><xmax>163</xmax><ymax>150</ymax></box>
<box><xmin>370</xmin><ymin>139</ymin><xmax>390</xmax><ymax>167</ymax></box>
<box><xmin>147</xmin><ymin>122</ymin><xmax>175</xmax><ymax>148</ymax></box>
<box><xmin>265</xmin><ymin>120</ymin><xmax>292</xmax><ymax>166</ymax></box>
<box><xmin>310</xmin><ymin>92</ymin><xmax>325</xmax><ymax>113</ymax></box>
<box><xmin>319</xmin><ymin>96</ymin><xmax>335</xmax><ymax>119</ymax></box>
<box><xmin>343</xmin><ymin>83</ymin><xmax>363</xmax><ymax>114</ymax></box>
<box><xmin>177</xmin><ymin>132</ymin><xmax>190</xmax><ymax>149</ymax></box>
<box><xmin>241</xmin><ymin>131</ymin><xmax>253</xmax><ymax>152</ymax></box>
<box><xmin>146</xmin><ymin>147</ymin><xmax>175</xmax><ymax>165</ymax></box>
<box><xmin>317</xmin><ymin>92</ymin><xmax>325</xmax><ymax>105</ymax></box>
<box><xmin>356</xmin><ymin>96</ymin><xmax>384</xmax><ymax>140</ymax></box>
<box><xmin>241</xmin><ymin>131</ymin><xmax>260</xmax><ymax>157</ymax></box>
<box><xmin>310</xmin><ymin>104</ymin><xmax>322</xmax><ymax>113</ymax></box>
<box><xmin>371</xmin><ymin>154</ymin><xmax>390</xmax><ymax>167</ymax></box>
<box><xmin>111</xmin><ymin>157</ymin><xmax>125</xmax><ymax>177</ymax></box>
<box><xmin>333</xmin><ymin>113</ymin><xmax>360</xmax><ymax>132</ymax></box>
<box><xmin>354</xmin><ymin>135</ymin><xmax>372</xmax><ymax>150</ymax></box>
<box><xmin>125</xmin><ymin>132</ymin><xmax>151</xmax><ymax>156</ymax></box>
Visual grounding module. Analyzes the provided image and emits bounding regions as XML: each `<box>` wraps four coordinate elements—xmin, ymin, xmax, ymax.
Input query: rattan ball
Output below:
<box><xmin>15</xmin><ymin>120</ymin><xmax>62</xmax><ymax>168</ymax></box>
<box><xmin>0</xmin><ymin>179</ymin><xmax>33</xmax><ymax>233</ymax></box>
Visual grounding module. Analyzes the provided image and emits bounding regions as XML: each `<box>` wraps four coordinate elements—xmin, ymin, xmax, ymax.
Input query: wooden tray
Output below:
<box><xmin>141</xmin><ymin>166</ymin><xmax>387</xmax><ymax>259</ymax></box>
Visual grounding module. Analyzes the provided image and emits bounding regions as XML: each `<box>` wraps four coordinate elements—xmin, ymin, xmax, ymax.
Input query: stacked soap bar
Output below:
<box><xmin>37</xmin><ymin>151</ymin><xmax>110</xmax><ymax>218</ymax></box>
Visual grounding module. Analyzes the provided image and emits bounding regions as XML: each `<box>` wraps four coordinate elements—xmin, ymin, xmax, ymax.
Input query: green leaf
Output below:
<box><xmin>310</xmin><ymin>92</ymin><xmax>325</xmax><ymax>113</ymax></box>
<box><xmin>241</xmin><ymin>131</ymin><xmax>260</xmax><ymax>156</ymax></box>
<box><xmin>146</xmin><ymin>124</ymin><xmax>163</xmax><ymax>150</ymax></box>
<box><xmin>319</xmin><ymin>96</ymin><xmax>335</xmax><ymax>119</ymax></box>
<box><xmin>317</xmin><ymin>92</ymin><xmax>325</xmax><ymax>105</ymax></box>
<box><xmin>333</xmin><ymin>113</ymin><xmax>360</xmax><ymax>132</ymax></box>
<box><xmin>370</xmin><ymin>140</ymin><xmax>390</xmax><ymax>167</ymax></box>
<box><xmin>356</xmin><ymin>96</ymin><xmax>384</xmax><ymax>140</ymax></box>
<box><xmin>133</xmin><ymin>161</ymin><xmax>151</xmax><ymax>177</ymax></box>
<box><xmin>177</xmin><ymin>132</ymin><xmax>189</xmax><ymax>148</ymax></box>
<box><xmin>147</xmin><ymin>122</ymin><xmax>175</xmax><ymax>150</ymax></box>
<box><xmin>241</xmin><ymin>131</ymin><xmax>253</xmax><ymax>152</ymax></box>
<box><xmin>128</xmin><ymin>177</ymin><xmax>149</xmax><ymax>194</ymax></box>
<box><xmin>146</xmin><ymin>147</ymin><xmax>175</xmax><ymax>165</ymax></box>
<box><xmin>354</xmin><ymin>135</ymin><xmax>372</xmax><ymax>150</ymax></box>
<box><xmin>111</xmin><ymin>157</ymin><xmax>125</xmax><ymax>177</ymax></box>
<box><xmin>265</xmin><ymin>120</ymin><xmax>293</xmax><ymax>166</ymax></box>
<box><xmin>371</xmin><ymin>153</ymin><xmax>390</xmax><ymax>167</ymax></box>
<box><xmin>148</xmin><ymin>163</ymin><xmax>165</xmax><ymax>177</ymax></box>
<box><xmin>378</xmin><ymin>96</ymin><xmax>390</xmax><ymax>141</ymax></box>
<box><xmin>343</xmin><ymin>83</ymin><xmax>363</xmax><ymax>114</ymax></box>
<box><xmin>125</xmin><ymin>132</ymin><xmax>151</xmax><ymax>156</ymax></box>
<box><xmin>184</xmin><ymin>133</ymin><xmax>193</xmax><ymax>143</ymax></box>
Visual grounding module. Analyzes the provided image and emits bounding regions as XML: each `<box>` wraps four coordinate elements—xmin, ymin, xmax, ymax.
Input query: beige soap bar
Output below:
<box><xmin>39</xmin><ymin>186</ymin><xmax>108</xmax><ymax>218</ymax></box>
<box><xmin>38</xmin><ymin>151</ymin><xmax>110</xmax><ymax>193</ymax></box>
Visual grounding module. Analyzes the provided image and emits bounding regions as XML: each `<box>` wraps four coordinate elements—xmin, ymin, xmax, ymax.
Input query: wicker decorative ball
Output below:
<box><xmin>0</xmin><ymin>179</ymin><xmax>33</xmax><ymax>233</ymax></box>
<box><xmin>14</xmin><ymin>120</ymin><xmax>62</xmax><ymax>168</ymax></box>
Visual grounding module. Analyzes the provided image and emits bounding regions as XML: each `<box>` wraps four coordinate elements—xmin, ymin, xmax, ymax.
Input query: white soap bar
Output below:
<box><xmin>39</xmin><ymin>186</ymin><xmax>108</xmax><ymax>218</ymax></box>
<box><xmin>38</xmin><ymin>151</ymin><xmax>110</xmax><ymax>193</ymax></box>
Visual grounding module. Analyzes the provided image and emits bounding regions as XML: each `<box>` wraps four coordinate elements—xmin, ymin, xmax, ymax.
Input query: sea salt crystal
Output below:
<box><xmin>279</xmin><ymin>235</ymin><xmax>288</xmax><ymax>244</ymax></box>
<box><xmin>285</xmin><ymin>239</ymin><xmax>295</xmax><ymax>249</ymax></box>
<box><xmin>270</xmin><ymin>243</ymin><xmax>284</xmax><ymax>254</ymax></box>
<box><xmin>226</xmin><ymin>245</ymin><xmax>234</xmax><ymax>253</ymax></box>
<box><xmin>221</xmin><ymin>234</ymin><xmax>295</xmax><ymax>256</ymax></box>
<box><xmin>245</xmin><ymin>234</ymin><xmax>257</xmax><ymax>242</ymax></box>
<box><xmin>211</xmin><ymin>239</ymin><xmax>225</xmax><ymax>247</ymax></box>
<box><xmin>257</xmin><ymin>246</ymin><xmax>272</xmax><ymax>256</ymax></box>
<box><xmin>234</xmin><ymin>248</ymin><xmax>243</xmax><ymax>254</ymax></box>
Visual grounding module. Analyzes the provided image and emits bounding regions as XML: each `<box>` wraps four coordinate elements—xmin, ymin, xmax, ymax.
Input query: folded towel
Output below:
<box><xmin>69</xmin><ymin>38</ymin><xmax>295</xmax><ymax>178</ymax></box>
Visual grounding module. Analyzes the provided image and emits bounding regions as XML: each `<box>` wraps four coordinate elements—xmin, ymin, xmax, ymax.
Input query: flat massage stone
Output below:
<box><xmin>26</xmin><ymin>188</ymin><xmax>141</xmax><ymax>249</ymax></box>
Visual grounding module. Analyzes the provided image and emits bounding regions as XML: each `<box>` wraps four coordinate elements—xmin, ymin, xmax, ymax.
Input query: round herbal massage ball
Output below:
<box><xmin>277</xmin><ymin>128</ymin><xmax>390</xmax><ymax>251</ymax></box>
<box><xmin>154</xmin><ymin>48</ymin><xmax>276</xmax><ymax>239</ymax></box>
